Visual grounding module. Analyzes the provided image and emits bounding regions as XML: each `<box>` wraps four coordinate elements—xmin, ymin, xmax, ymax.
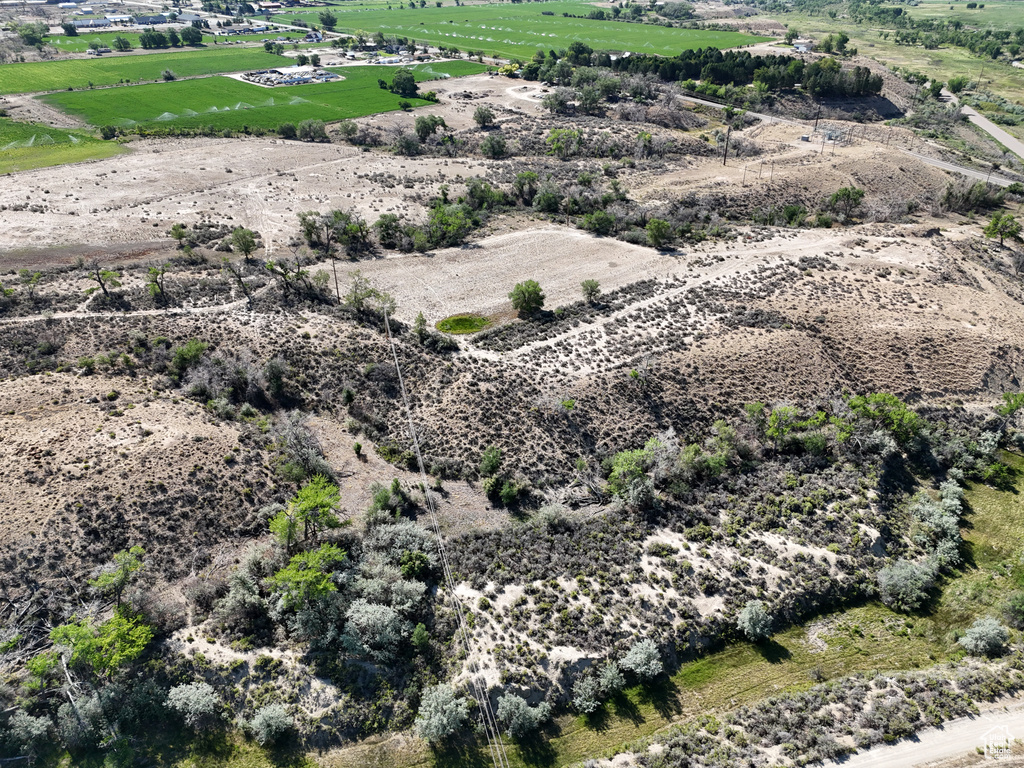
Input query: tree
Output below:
<box><xmin>473</xmin><ymin>105</ymin><xmax>496</xmax><ymax>128</ymax></box>
<box><xmin>167</xmin><ymin>28</ymin><xmax>180</xmax><ymax>47</ymax></box>
<box><xmin>269</xmin><ymin>475</ymin><xmax>342</xmax><ymax>549</ymax></box>
<box><xmin>415</xmin><ymin>685</ymin><xmax>469</xmax><ymax>743</ymax></box>
<box><xmin>297</xmin><ymin>119</ymin><xmax>328</xmax><ymax>142</ymax></box>
<box><xmin>18</xmin><ymin>269</ymin><xmax>41</xmax><ymax>299</ymax></box>
<box><xmin>390</xmin><ymin>68</ymin><xmax>419</xmax><ymax>98</ymax></box>
<box><xmin>414</xmin><ymin>114</ymin><xmax>446</xmax><ymax>142</ymax></box>
<box><xmin>61</xmin><ymin>21</ymin><xmax>79</xmax><ymax>36</ymax></box>
<box><xmin>268</xmin><ymin>543</ymin><xmax>346</xmax><ymax>610</ymax></box>
<box><xmin>581</xmin><ymin>278</ymin><xmax>601</xmax><ymax>303</ymax></box>
<box><xmin>162</xmin><ymin>69</ymin><xmax>177</xmax><ymax>81</ymax></box>
<box><xmin>646</xmin><ymin>218</ymin><xmax>673</xmax><ymax>249</ymax></box>
<box><xmin>877</xmin><ymin>559</ymin><xmax>936</xmax><ymax>612</ymax></box>
<box><xmin>479</xmin><ymin>445</ymin><xmax>502</xmax><ymax>476</ymax></box>
<box><xmin>344</xmin><ymin>599</ymin><xmax>404</xmax><ymax>662</ymax></box>
<box><xmin>167</xmin><ymin>682</ymin><xmax>221</xmax><ymax>731</ymax></box>
<box><xmin>620</xmin><ymin>638</ymin><xmax>663</xmax><ymax>680</ymax></box>
<box><xmin>737</xmin><ymin>600</ymin><xmax>773</xmax><ymax>641</ymax></box>
<box><xmin>84</xmin><ymin>262</ymin><xmax>122</xmax><ymax>301</ymax></box>
<box><xmin>170</xmin><ymin>223</ymin><xmax>189</xmax><ymax>246</ymax></box>
<box><xmin>344</xmin><ymin>270</ymin><xmax>396</xmax><ymax>315</ymax></box>
<box><xmin>959</xmin><ymin>617</ymin><xmax>1008</xmax><ymax>656</ymax></box>
<box><xmin>318</xmin><ymin>9</ymin><xmax>337</xmax><ymax>28</ymax></box>
<box><xmin>784</xmin><ymin>26</ymin><xmax>799</xmax><ymax>44</ymax></box>
<box><xmin>181</xmin><ymin>25</ymin><xmax>203</xmax><ymax>45</ymax></box>
<box><xmin>572</xmin><ymin>674</ymin><xmax>602</xmax><ymax>714</ymax></box>
<box><xmin>509</xmin><ymin>279</ymin><xmax>544</xmax><ymax>316</ymax></box>
<box><xmin>15</xmin><ymin>22</ymin><xmax>47</xmax><ymax>46</ymax></box>
<box><xmin>112</xmin><ymin>35</ymin><xmax>133</xmax><ymax>51</ymax></box>
<box><xmin>50</xmin><ymin>611</ymin><xmax>153</xmax><ymax>677</ymax></box>
<box><xmin>412</xmin><ymin>621</ymin><xmax>431</xmax><ymax>651</ymax></box>
<box><xmin>231</xmin><ymin>227</ymin><xmax>258</xmax><ymax>261</ymax></box>
<box><xmin>495</xmin><ymin>694</ymin><xmax>551</xmax><ymax>739</ymax></box>
<box><xmin>984</xmin><ymin>212</ymin><xmax>1021</xmax><ymax>246</ymax></box>
<box><xmin>513</xmin><ymin>171</ymin><xmax>539</xmax><ymax>205</ymax></box>
<box><xmin>250</xmin><ymin>704</ymin><xmax>294</xmax><ymax>745</ymax></box>
<box><xmin>147</xmin><ymin>264</ymin><xmax>168</xmax><ymax>300</ymax></box>
<box><xmin>828</xmin><ymin>186</ymin><xmax>866</xmax><ymax>217</ymax></box>
<box><xmin>89</xmin><ymin>545</ymin><xmax>145</xmax><ymax>608</ymax></box>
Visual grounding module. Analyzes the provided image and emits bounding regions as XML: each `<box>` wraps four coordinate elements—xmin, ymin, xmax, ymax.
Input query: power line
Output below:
<box><xmin>383</xmin><ymin>311</ymin><xmax>511</xmax><ymax>768</ymax></box>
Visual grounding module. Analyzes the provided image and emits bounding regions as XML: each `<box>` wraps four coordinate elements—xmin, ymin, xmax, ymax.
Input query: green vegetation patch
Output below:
<box><xmin>436</xmin><ymin>313</ymin><xmax>490</xmax><ymax>334</ymax></box>
<box><xmin>0</xmin><ymin>47</ymin><xmax>287</xmax><ymax>95</ymax></box>
<box><xmin>0</xmin><ymin>117</ymin><xmax>124</xmax><ymax>173</ymax></box>
<box><xmin>39</xmin><ymin>62</ymin><xmax>487</xmax><ymax>131</ymax></box>
<box><xmin>274</xmin><ymin>1</ymin><xmax>769</xmax><ymax>60</ymax></box>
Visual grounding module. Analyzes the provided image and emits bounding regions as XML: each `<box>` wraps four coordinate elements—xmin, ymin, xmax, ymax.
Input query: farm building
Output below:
<box><xmin>73</xmin><ymin>17</ymin><xmax>110</xmax><ymax>27</ymax></box>
<box><xmin>133</xmin><ymin>14</ymin><xmax>166</xmax><ymax>24</ymax></box>
<box><xmin>793</xmin><ymin>39</ymin><xmax>814</xmax><ymax>52</ymax></box>
<box><xmin>176</xmin><ymin>13</ymin><xmax>202</xmax><ymax>22</ymax></box>
<box><xmin>105</xmin><ymin>13</ymin><xmax>130</xmax><ymax>22</ymax></box>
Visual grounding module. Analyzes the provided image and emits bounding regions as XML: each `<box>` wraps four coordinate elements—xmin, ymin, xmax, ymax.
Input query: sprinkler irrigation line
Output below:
<box><xmin>383</xmin><ymin>310</ymin><xmax>511</xmax><ymax>768</ymax></box>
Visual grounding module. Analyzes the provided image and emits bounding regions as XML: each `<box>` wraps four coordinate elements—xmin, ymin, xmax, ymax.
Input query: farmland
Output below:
<box><xmin>274</xmin><ymin>1</ymin><xmax>771</xmax><ymax>60</ymax></box>
<box><xmin>0</xmin><ymin>117</ymin><xmax>123</xmax><ymax>172</ymax></box>
<box><xmin>40</xmin><ymin>61</ymin><xmax>488</xmax><ymax>130</ymax></box>
<box><xmin>0</xmin><ymin>47</ymin><xmax>286</xmax><ymax>95</ymax></box>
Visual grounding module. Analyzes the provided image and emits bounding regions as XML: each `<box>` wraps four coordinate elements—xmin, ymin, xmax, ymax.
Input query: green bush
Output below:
<box><xmin>249</xmin><ymin>703</ymin><xmax>293</xmax><ymax>745</ymax></box>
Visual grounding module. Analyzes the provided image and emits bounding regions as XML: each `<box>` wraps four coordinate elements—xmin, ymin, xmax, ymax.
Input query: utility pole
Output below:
<box><xmin>813</xmin><ymin>106</ymin><xmax>821</xmax><ymax>131</ymax></box>
<box><xmin>722</xmin><ymin>124</ymin><xmax>732</xmax><ymax>166</ymax></box>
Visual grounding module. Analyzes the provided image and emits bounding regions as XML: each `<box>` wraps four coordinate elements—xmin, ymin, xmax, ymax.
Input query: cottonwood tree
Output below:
<box><xmin>473</xmin><ymin>105</ymin><xmax>495</xmax><ymax>128</ymax></box>
<box><xmin>221</xmin><ymin>258</ymin><xmax>254</xmax><ymax>310</ymax></box>
<box><xmin>828</xmin><ymin>186</ymin><xmax>865</xmax><ymax>218</ymax></box>
<box><xmin>581</xmin><ymin>278</ymin><xmax>601</xmax><ymax>303</ymax></box>
<box><xmin>18</xmin><ymin>268</ymin><xmax>41</xmax><ymax>299</ymax></box>
<box><xmin>344</xmin><ymin>270</ymin><xmax>396</xmax><ymax>315</ymax></box>
<box><xmin>147</xmin><ymin>264</ymin><xmax>168</xmax><ymax>301</ymax></box>
<box><xmin>268</xmin><ymin>543</ymin><xmax>346</xmax><ymax>609</ymax></box>
<box><xmin>509</xmin><ymin>279</ymin><xmax>544</xmax><ymax>317</ymax></box>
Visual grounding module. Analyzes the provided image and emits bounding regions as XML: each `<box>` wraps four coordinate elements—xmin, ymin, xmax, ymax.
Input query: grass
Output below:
<box><xmin>273</xmin><ymin>1</ymin><xmax>770</xmax><ymax>61</ymax></box>
<box><xmin>0</xmin><ymin>47</ymin><xmax>288</xmax><ymax>95</ymax></box>
<box><xmin>39</xmin><ymin>61</ymin><xmax>487</xmax><ymax>131</ymax></box>
<box><xmin>905</xmin><ymin>0</ymin><xmax>1024</xmax><ymax>31</ymax></box>
<box><xmin>436</xmin><ymin>314</ymin><xmax>490</xmax><ymax>334</ymax></box>
<box><xmin>0</xmin><ymin>117</ymin><xmax>124</xmax><ymax>173</ymax></box>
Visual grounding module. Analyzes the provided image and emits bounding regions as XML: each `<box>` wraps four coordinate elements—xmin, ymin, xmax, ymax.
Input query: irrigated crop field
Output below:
<box><xmin>274</xmin><ymin>0</ymin><xmax>770</xmax><ymax>59</ymax></box>
<box><xmin>0</xmin><ymin>47</ymin><xmax>286</xmax><ymax>94</ymax></box>
<box><xmin>40</xmin><ymin>61</ymin><xmax>487</xmax><ymax>130</ymax></box>
<box><xmin>0</xmin><ymin>117</ymin><xmax>123</xmax><ymax>172</ymax></box>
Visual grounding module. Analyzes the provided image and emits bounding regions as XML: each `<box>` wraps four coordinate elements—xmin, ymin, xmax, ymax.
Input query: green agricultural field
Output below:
<box><xmin>0</xmin><ymin>47</ymin><xmax>287</xmax><ymax>95</ymax></box>
<box><xmin>906</xmin><ymin>0</ymin><xmax>1024</xmax><ymax>31</ymax></box>
<box><xmin>274</xmin><ymin>1</ymin><xmax>770</xmax><ymax>60</ymax></box>
<box><xmin>40</xmin><ymin>61</ymin><xmax>487</xmax><ymax>131</ymax></box>
<box><xmin>0</xmin><ymin>118</ymin><xmax>124</xmax><ymax>173</ymax></box>
<box><xmin>47</xmin><ymin>32</ymin><xmax>146</xmax><ymax>53</ymax></box>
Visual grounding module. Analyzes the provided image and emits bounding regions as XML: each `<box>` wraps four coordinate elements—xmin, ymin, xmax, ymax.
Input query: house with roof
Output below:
<box><xmin>74</xmin><ymin>17</ymin><xmax>110</xmax><ymax>27</ymax></box>
<box><xmin>133</xmin><ymin>13</ymin><xmax>166</xmax><ymax>24</ymax></box>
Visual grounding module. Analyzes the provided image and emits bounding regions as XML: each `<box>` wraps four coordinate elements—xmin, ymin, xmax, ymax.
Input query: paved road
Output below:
<box><xmin>828</xmin><ymin>698</ymin><xmax>1024</xmax><ymax>768</ymax></box>
<box><xmin>902</xmin><ymin>149</ymin><xmax>1018</xmax><ymax>187</ymax></box>
<box><xmin>961</xmin><ymin>105</ymin><xmax>1024</xmax><ymax>162</ymax></box>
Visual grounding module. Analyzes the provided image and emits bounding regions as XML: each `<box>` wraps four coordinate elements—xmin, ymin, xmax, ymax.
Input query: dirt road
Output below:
<box><xmin>830</xmin><ymin>697</ymin><xmax>1024</xmax><ymax>768</ymax></box>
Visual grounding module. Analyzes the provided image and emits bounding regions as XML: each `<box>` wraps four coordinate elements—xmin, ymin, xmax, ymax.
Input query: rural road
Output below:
<box><xmin>829</xmin><ymin>698</ymin><xmax>1024</xmax><ymax>768</ymax></box>
<box><xmin>960</xmin><ymin>105</ymin><xmax>1024</xmax><ymax>162</ymax></box>
<box><xmin>902</xmin><ymin>149</ymin><xmax>1019</xmax><ymax>187</ymax></box>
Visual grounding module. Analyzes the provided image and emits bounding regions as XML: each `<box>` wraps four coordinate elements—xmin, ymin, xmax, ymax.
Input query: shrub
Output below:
<box><xmin>415</xmin><ymin>685</ymin><xmax>469</xmax><ymax>743</ymax></box>
<box><xmin>249</xmin><ymin>704</ymin><xmax>293</xmax><ymax>745</ymax></box>
<box><xmin>581</xmin><ymin>210</ymin><xmax>615</xmax><ymax>236</ymax></box>
<box><xmin>278</xmin><ymin>122</ymin><xmax>297</xmax><ymax>139</ymax></box>
<box><xmin>480</xmin><ymin>446</ymin><xmax>502</xmax><ymax>476</ymax></box>
<box><xmin>166</xmin><ymin>682</ymin><xmax>221</xmax><ymax>731</ymax></box>
<box><xmin>162</xmin><ymin>69</ymin><xmax>176</xmax><ymax>81</ymax></box>
<box><xmin>343</xmin><ymin>599</ymin><xmax>404</xmax><ymax>662</ymax></box>
<box><xmin>877</xmin><ymin>559</ymin><xmax>936</xmax><ymax>612</ymax></box>
<box><xmin>737</xmin><ymin>600</ymin><xmax>773</xmax><ymax>641</ymax></box>
<box><xmin>620</xmin><ymin>638</ymin><xmax>663</xmax><ymax>680</ymax></box>
<box><xmin>480</xmin><ymin>133</ymin><xmax>507</xmax><ymax>159</ymax></box>
<box><xmin>959</xmin><ymin>617</ymin><xmax>1008</xmax><ymax>657</ymax></box>
<box><xmin>496</xmin><ymin>693</ymin><xmax>551</xmax><ymax>739</ymax></box>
